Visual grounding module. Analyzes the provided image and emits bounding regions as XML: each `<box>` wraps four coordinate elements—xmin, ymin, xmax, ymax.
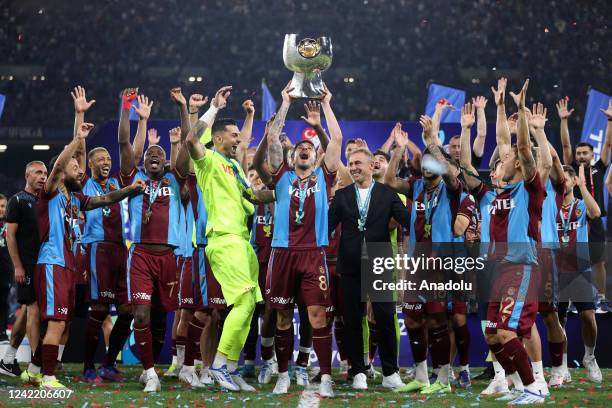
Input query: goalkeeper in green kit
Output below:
<box><xmin>185</xmin><ymin>85</ymin><xmax>274</xmax><ymax>391</ymax></box>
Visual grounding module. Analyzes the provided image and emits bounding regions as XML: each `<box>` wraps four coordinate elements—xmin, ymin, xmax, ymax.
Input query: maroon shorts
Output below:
<box><xmin>74</xmin><ymin>245</ymin><xmax>89</xmax><ymax>285</ymax></box>
<box><xmin>266</xmin><ymin>247</ymin><xmax>331</xmax><ymax>309</ymax></box>
<box><xmin>485</xmin><ymin>263</ymin><xmax>539</xmax><ymax>336</ymax></box>
<box><xmin>127</xmin><ymin>245</ymin><xmax>178</xmax><ymax>311</ymax></box>
<box><xmin>87</xmin><ymin>242</ymin><xmax>128</xmax><ymax>305</ymax></box>
<box><xmin>178</xmin><ymin>256</ymin><xmax>195</xmax><ymax>309</ymax></box>
<box><xmin>328</xmin><ymin>262</ymin><xmax>344</xmax><ymax>316</ymax></box>
<box><xmin>35</xmin><ymin>264</ymin><xmax>75</xmax><ymax>321</ymax></box>
<box><xmin>194</xmin><ymin>247</ymin><xmax>226</xmax><ymax>309</ymax></box>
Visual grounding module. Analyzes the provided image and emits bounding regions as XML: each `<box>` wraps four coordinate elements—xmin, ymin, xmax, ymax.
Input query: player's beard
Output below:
<box><xmin>65</xmin><ymin>177</ymin><xmax>83</xmax><ymax>192</ymax></box>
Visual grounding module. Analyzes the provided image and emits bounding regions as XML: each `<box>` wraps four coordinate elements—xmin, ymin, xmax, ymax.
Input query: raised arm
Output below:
<box><xmin>600</xmin><ymin>100</ymin><xmax>612</xmax><ymax>165</ymax></box>
<box><xmin>169</xmin><ymin>87</ymin><xmax>192</xmax><ymax>176</ymax></box>
<box><xmin>189</xmin><ymin>94</ymin><xmax>208</xmax><ymax>128</ymax></box>
<box><xmin>529</xmin><ymin>102</ymin><xmax>552</xmax><ymax>184</ymax></box>
<box><xmin>549</xmin><ymin>146</ymin><xmax>565</xmax><ymax>185</ymax></box>
<box><xmin>168</xmin><ymin>127</ymin><xmax>181</xmax><ymax>170</ymax></box>
<box><xmin>556</xmin><ymin>97</ymin><xmax>574</xmax><ymax>165</ymax></box>
<box><xmin>132</xmin><ymin>95</ymin><xmax>153</xmax><ymax>164</ymax></box>
<box><xmin>510</xmin><ymin>79</ymin><xmax>536</xmax><ymax>181</ymax></box>
<box><xmin>267</xmin><ymin>82</ymin><xmax>293</xmax><ymax>172</ymax></box>
<box><xmin>428</xmin><ymin>143</ymin><xmax>461</xmax><ymax>192</ymax></box>
<box><xmin>253</xmin><ymin>114</ymin><xmax>275</xmax><ymax>186</ymax></box>
<box><xmin>472</xmin><ymin>96</ymin><xmax>488</xmax><ymax>159</ymax></box>
<box><xmin>301</xmin><ymin>101</ymin><xmax>329</xmax><ymax>151</ymax></box>
<box><xmin>186</xmin><ymin>86</ymin><xmax>231</xmax><ymax>161</ymax></box>
<box><xmin>118</xmin><ymin>88</ymin><xmax>138</xmax><ymax>175</ymax></box>
<box><xmin>380</xmin><ymin>123</ymin><xmax>400</xmax><ymax>154</ymax></box>
<box><xmin>459</xmin><ymin>102</ymin><xmax>482</xmax><ymax>191</ymax></box>
<box><xmin>577</xmin><ymin>164</ymin><xmax>601</xmax><ymax>219</ymax></box>
<box><xmin>47</xmin><ymin>123</ymin><xmax>94</xmax><ymax>193</ymax></box>
<box><xmin>71</xmin><ymin>86</ymin><xmax>95</xmax><ymax>171</ymax></box>
<box><xmin>429</xmin><ymin>100</ymin><xmax>449</xmax><ymax>147</ymax></box>
<box><xmin>492</xmin><ymin>77</ymin><xmax>511</xmax><ymax>160</ymax></box>
<box><xmin>84</xmin><ymin>180</ymin><xmax>146</xmax><ymax>210</ymax></box>
<box><xmin>384</xmin><ymin>125</ymin><xmax>413</xmax><ymax>194</ymax></box>
<box><xmin>320</xmin><ymin>85</ymin><xmax>341</xmax><ymax>172</ymax></box>
<box><xmin>238</xmin><ymin>99</ymin><xmax>255</xmax><ymax>173</ymax></box>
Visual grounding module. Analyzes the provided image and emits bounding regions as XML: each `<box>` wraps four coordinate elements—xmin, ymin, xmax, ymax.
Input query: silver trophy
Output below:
<box><xmin>283</xmin><ymin>34</ymin><xmax>333</xmax><ymax>99</ymax></box>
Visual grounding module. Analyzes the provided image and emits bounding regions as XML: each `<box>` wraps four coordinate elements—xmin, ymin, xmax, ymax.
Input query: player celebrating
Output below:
<box><xmin>37</xmin><ymin>122</ymin><xmax>144</xmax><ymax>389</ymax></box>
<box><xmin>259</xmin><ymin>83</ymin><xmax>341</xmax><ymax>398</ymax></box>
<box><xmin>185</xmin><ymin>85</ymin><xmax>273</xmax><ymax>392</ymax></box>
<box><xmin>118</xmin><ymin>89</ymin><xmax>191</xmax><ymax>392</ymax></box>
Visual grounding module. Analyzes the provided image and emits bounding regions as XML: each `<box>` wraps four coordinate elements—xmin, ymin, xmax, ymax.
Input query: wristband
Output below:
<box><xmin>189</xmin><ymin>110</ymin><xmax>199</xmax><ymax>114</ymax></box>
<box><xmin>122</xmin><ymin>94</ymin><xmax>137</xmax><ymax>110</ymax></box>
<box><xmin>199</xmin><ymin>105</ymin><xmax>219</xmax><ymax>127</ymax></box>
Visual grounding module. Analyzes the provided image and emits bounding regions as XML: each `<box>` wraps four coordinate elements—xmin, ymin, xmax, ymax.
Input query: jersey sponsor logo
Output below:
<box><xmin>221</xmin><ymin>163</ymin><xmax>235</xmax><ymax>177</ymax></box>
<box><xmin>270</xmin><ymin>296</ymin><xmax>294</xmax><ymax>305</ymax></box>
<box><xmin>414</xmin><ymin>198</ymin><xmax>439</xmax><ymax>212</ymax></box>
<box><xmin>255</xmin><ymin>215</ymin><xmax>274</xmax><ymax>225</ymax></box>
<box><xmin>143</xmin><ymin>186</ymin><xmax>175</xmax><ymax>197</ymax></box>
<box><xmin>490</xmin><ymin>198</ymin><xmax>515</xmax><ymax>214</ymax></box>
<box><xmin>132</xmin><ymin>292</ymin><xmax>152</xmax><ymax>301</ymax></box>
<box><xmin>556</xmin><ymin>221</ymin><xmax>582</xmax><ymax>231</ymax></box>
<box><xmin>288</xmin><ymin>184</ymin><xmax>320</xmax><ymax>199</ymax></box>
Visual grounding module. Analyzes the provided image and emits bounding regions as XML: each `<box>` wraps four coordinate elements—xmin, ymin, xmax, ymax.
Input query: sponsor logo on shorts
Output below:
<box><xmin>100</xmin><ymin>291</ymin><xmax>115</xmax><ymax>299</ymax></box>
<box><xmin>486</xmin><ymin>321</ymin><xmax>497</xmax><ymax>328</ymax></box>
<box><xmin>270</xmin><ymin>296</ymin><xmax>294</xmax><ymax>305</ymax></box>
<box><xmin>133</xmin><ymin>292</ymin><xmax>152</xmax><ymax>301</ymax></box>
<box><xmin>210</xmin><ymin>297</ymin><xmax>226</xmax><ymax>305</ymax></box>
<box><xmin>57</xmin><ymin>307</ymin><xmax>68</xmax><ymax>315</ymax></box>
<box><xmin>181</xmin><ymin>297</ymin><xmax>194</xmax><ymax>305</ymax></box>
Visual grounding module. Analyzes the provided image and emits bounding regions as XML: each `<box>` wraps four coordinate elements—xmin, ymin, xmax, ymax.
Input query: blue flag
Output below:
<box><xmin>261</xmin><ymin>81</ymin><xmax>277</xmax><ymax>121</ymax></box>
<box><xmin>425</xmin><ymin>83</ymin><xmax>465</xmax><ymax>123</ymax></box>
<box><xmin>581</xmin><ymin>88</ymin><xmax>611</xmax><ymax>163</ymax></box>
<box><xmin>0</xmin><ymin>94</ymin><xmax>5</xmax><ymax>121</ymax></box>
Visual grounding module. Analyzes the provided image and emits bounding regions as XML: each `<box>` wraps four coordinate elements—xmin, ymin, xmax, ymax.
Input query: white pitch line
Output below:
<box><xmin>297</xmin><ymin>385</ymin><xmax>320</xmax><ymax>408</ymax></box>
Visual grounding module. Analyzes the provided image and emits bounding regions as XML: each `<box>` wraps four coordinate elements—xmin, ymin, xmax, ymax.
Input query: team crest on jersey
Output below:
<box><xmin>507</xmin><ymin>287</ymin><xmax>515</xmax><ymax>296</ymax></box>
<box><xmin>319</xmin><ymin>266</ymin><xmax>324</xmax><ymax>274</ymax></box>
<box><xmin>310</xmin><ymin>175</ymin><xmax>318</xmax><ymax>183</ymax></box>
<box><xmin>575</xmin><ymin>208</ymin><xmax>582</xmax><ymax>217</ymax></box>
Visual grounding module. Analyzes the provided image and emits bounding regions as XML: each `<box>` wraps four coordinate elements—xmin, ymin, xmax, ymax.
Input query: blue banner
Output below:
<box><xmin>425</xmin><ymin>83</ymin><xmax>465</xmax><ymax>123</ymax></box>
<box><xmin>581</xmin><ymin>88</ymin><xmax>611</xmax><ymax>163</ymax></box>
<box><xmin>261</xmin><ymin>81</ymin><xmax>277</xmax><ymax>121</ymax></box>
<box><xmin>0</xmin><ymin>94</ymin><xmax>5</xmax><ymax>121</ymax></box>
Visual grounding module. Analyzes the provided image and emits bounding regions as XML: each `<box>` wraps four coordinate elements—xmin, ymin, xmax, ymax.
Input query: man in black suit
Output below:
<box><xmin>329</xmin><ymin>147</ymin><xmax>410</xmax><ymax>390</ymax></box>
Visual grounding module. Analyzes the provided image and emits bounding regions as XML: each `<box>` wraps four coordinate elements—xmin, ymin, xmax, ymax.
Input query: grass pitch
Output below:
<box><xmin>0</xmin><ymin>365</ymin><xmax>610</xmax><ymax>407</ymax></box>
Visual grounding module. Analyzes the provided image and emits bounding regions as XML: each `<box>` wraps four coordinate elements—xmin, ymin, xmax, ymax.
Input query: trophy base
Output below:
<box><xmin>288</xmin><ymin>72</ymin><xmax>325</xmax><ymax>99</ymax></box>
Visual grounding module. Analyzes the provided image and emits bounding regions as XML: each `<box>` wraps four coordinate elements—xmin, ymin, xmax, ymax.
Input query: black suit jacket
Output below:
<box><xmin>328</xmin><ymin>182</ymin><xmax>410</xmax><ymax>276</ymax></box>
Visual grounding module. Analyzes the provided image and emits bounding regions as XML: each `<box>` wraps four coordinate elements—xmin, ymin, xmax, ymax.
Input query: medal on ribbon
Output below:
<box><xmin>559</xmin><ymin>199</ymin><xmax>576</xmax><ymax>247</ymax></box>
<box><xmin>143</xmin><ymin>179</ymin><xmax>162</xmax><ymax>224</ymax></box>
<box><xmin>294</xmin><ymin>177</ymin><xmax>309</xmax><ymax>225</ymax></box>
<box><xmin>422</xmin><ymin>186</ymin><xmax>440</xmax><ymax>239</ymax></box>
<box><xmin>355</xmin><ymin>181</ymin><xmax>375</xmax><ymax>232</ymax></box>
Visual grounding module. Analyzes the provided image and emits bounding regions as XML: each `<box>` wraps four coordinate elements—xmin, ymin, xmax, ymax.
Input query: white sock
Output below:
<box><xmin>509</xmin><ymin>372</ymin><xmax>524</xmax><ymax>391</ymax></box>
<box><xmin>438</xmin><ymin>364</ymin><xmax>450</xmax><ymax>385</ymax></box>
<box><xmin>3</xmin><ymin>346</ymin><xmax>18</xmax><ymax>363</ymax></box>
<box><xmin>105</xmin><ymin>346</ymin><xmax>109</xmax><ymax>353</ymax></box>
<box><xmin>299</xmin><ymin>346</ymin><xmax>311</xmax><ymax>354</ymax></box>
<box><xmin>278</xmin><ymin>371</ymin><xmax>289</xmax><ymax>379</ymax></box>
<box><xmin>532</xmin><ymin>360</ymin><xmax>544</xmax><ymax>380</ymax></box>
<box><xmin>261</xmin><ymin>337</ymin><xmax>274</xmax><ymax>347</ymax></box>
<box><xmin>28</xmin><ymin>363</ymin><xmax>40</xmax><ymax>374</ymax></box>
<box><xmin>460</xmin><ymin>364</ymin><xmax>469</xmax><ymax>372</ymax></box>
<box><xmin>57</xmin><ymin>345</ymin><xmax>65</xmax><ymax>361</ymax></box>
<box><xmin>433</xmin><ymin>367</ymin><xmax>440</xmax><ymax>375</ymax></box>
<box><xmin>562</xmin><ymin>353</ymin><xmax>568</xmax><ymax>370</ymax></box>
<box><xmin>182</xmin><ymin>364</ymin><xmax>194</xmax><ymax>372</ymax></box>
<box><xmin>415</xmin><ymin>361</ymin><xmax>428</xmax><ymax>383</ymax></box>
<box><xmin>42</xmin><ymin>375</ymin><xmax>56</xmax><ymax>382</ymax></box>
<box><xmin>492</xmin><ymin>361</ymin><xmax>505</xmax><ymax>377</ymax></box>
<box><xmin>584</xmin><ymin>345</ymin><xmax>595</xmax><ymax>357</ymax></box>
<box><xmin>227</xmin><ymin>360</ymin><xmax>238</xmax><ymax>373</ymax></box>
<box><xmin>194</xmin><ymin>359</ymin><xmax>202</xmax><ymax>367</ymax></box>
<box><xmin>212</xmin><ymin>353</ymin><xmax>227</xmax><ymax>369</ymax></box>
<box><xmin>244</xmin><ymin>359</ymin><xmax>254</xmax><ymax>366</ymax></box>
<box><xmin>145</xmin><ymin>367</ymin><xmax>157</xmax><ymax>378</ymax></box>
<box><xmin>171</xmin><ymin>355</ymin><xmax>177</xmax><ymax>365</ymax></box>
<box><xmin>176</xmin><ymin>345</ymin><xmax>186</xmax><ymax>367</ymax></box>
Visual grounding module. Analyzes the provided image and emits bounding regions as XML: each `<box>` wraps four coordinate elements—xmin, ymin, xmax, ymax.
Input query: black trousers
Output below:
<box><xmin>340</xmin><ymin>272</ymin><xmax>398</xmax><ymax>377</ymax></box>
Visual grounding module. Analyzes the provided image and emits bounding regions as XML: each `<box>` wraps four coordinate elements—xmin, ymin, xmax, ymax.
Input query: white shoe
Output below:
<box><xmin>352</xmin><ymin>372</ymin><xmax>368</xmax><ymax>390</ymax></box>
<box><xmin>382</xmin><ymin>372</ymin><xmax>405</xmax><ymax>389</ymax></box>
<box><xmin>534</xmin><ymin>378</ymin><xmax>550</xmax><ymax>396</ymax></box>
<box><xmin>510</xmin><ymin>389</ymin><xmax>546</xmax><ymax>404</ymax></box>
<box><xmin>273</xmin><ymin>373</ymin><xmax>291</xmax><ymax>394</ymax></box>
<box><xmin>199</xmin><ymin>367</ymin><xmax>213</xmax><ymax>385</ymax></box>
<box><xmin>563</xmin><ymin>369</ymin><xmax>572</xmax><ymax>383</ymax></box>
<box><xmin>209</xmin><ymin>365</ymin><xmax>240</xmax><ymax>391</ymax></box>
<box><xmin>339</xmin><ymin>360</ymin><xmax>348</xmax><ymax>375</ymax></box>
<box><xmin>495</xmin><ymin>388</ymin><xmax>521</xmax><ymax>401</ymax></box>
<box><xmin>583</xmin><ymin>355</ymin><xmax>602</xmax><ymax>383</ymax></box>
<box><xmin>319</xmin><ymin>374</ymin><xmax>334</xmax><ymax>398</ymax></box>
<box><xmin>481</xmin><ymin>374</ymin><xmax>510</xmax><ymax>396</ymax></box>
<box><xmin>258</xmin><ymin>359</ymin><xmax>274</xmax><ymax>384</ymax></box>
<box><xmin>548</xmin><ymin>373</ymin><xmax>564</xmax><ymax>388</ymax></box>
<box><xmin>143</xmin><ymin>374</ymin><xmax>161</xmax><ymax>393</ymax></box>
<box><xmin>448</xmin><ymin>367</ymin><xmax>456</xmax><ymax>384</ymax></box>
<box><xmin>295</xmin><ymin>366</ymin><xmax>309</xmax><ymax>386</ymax></box>
<box><xmin>179</xmin><ymin>366</ymin><xmax>204</xmax><ymax>388</ymax></box>
<box><xmin>139</xmin><ymin>370</ymin><xmax>148</xmax><ymax>384</ymax></box>
<box><xmin>231</xmin><ymin>370</ymin><xmax>256</xmax><ymax>392</ymax></box>
<box><xmin>366</xmin><ymin>365</ymin><xmax>381</xmax><ymax>379</ymax></box>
